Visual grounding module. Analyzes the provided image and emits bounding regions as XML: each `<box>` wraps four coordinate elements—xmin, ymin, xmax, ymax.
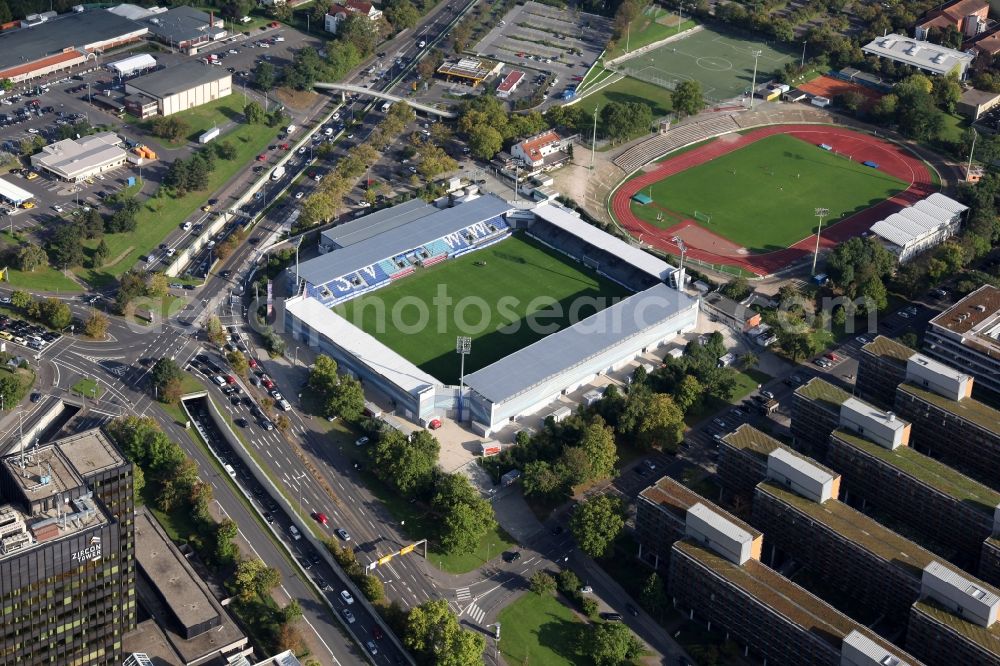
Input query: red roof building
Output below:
<box><xmin>496</xmin><ymin>70</ymin><xmax>524</xmax><ymax>98</ymax></box>
<box><xmin>325</xmin><ymin>0</ymin><xmax>382</xmax><ymax>33</ymax></box>
<box><xmin>511</xmin><ymin>129</ymin><xmax>566</xmax><ymax>169</ymax></box>
<box><xmin>916</xmin><ymin>0</ymin><xmax>989</xmax><ymax>41</ymax></box>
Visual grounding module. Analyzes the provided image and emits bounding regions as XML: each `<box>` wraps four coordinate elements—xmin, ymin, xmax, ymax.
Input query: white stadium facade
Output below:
<box><xmin>283</xmin><ymin>195</ymin><xmax>698</xmax><ymax>435</ymax></box>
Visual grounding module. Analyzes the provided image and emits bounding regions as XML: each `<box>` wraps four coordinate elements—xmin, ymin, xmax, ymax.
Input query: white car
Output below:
<box><xmin>298</xmin><ymin>146</ymin><xmax>306</xmax><ymax>154</ymax></box>
<box><xmin>355</xmin><ymin>436</ymin><xmax>369</xmax><ymax>447</ymax></box>
<box><xmin>182</xmin><ymin>222</ymin><xmax>192</xmax><ymax>231</ymax></box>
<box><xmin>332</xmin><ymin>112</ymin><xmax>340</xmax><ymax>121</ymax></box>
<box><xmin>580</xmin><ymin>586</ymin><xmax>593</xmax><ymax>594</ymax></box>
<box><xmin>166</xmin><ymin>248</ymin><xmax>176</xmax><ymax>257</ymax></box>
<box><xmin>27</xmin><ymin>128</ymin><xmax>38</xmax><ymax>134</ymax></box>
<box><xmin>52</xmin><ymin>204</ymin><xmax>63</xmax><ymax>213</ymax></box>
<box><xmin>342</xmin><ymin>608</ymin><xmax>356</xmax><ymax>624</ymax></box>
<box><xmin>313</xmin><ymin>174</ymin><xmax>322</xmax><ymax>182</ymax></box>
<box><xmin>340</xmin><ymin>590</ymin><xmax>354</xmax><ymax>605</ymax></box>
<box><xmin>418</xmin><ymin>40</ymin><xmax>426</xmax><ymax>47</ymax></box>
<box><xmin>358</xmin><ymin>201</ymin><xmax>371</xmax><ymax>208</ymax></box>
<box><xmin>229</xmin><ymin>49</ymin><xmax>239</xmax><ymax>54</ymax></box>
<box><xmin>295</xmin><ymin>191</ymin><xmax>304</xmax><ymax>199</ymax></box>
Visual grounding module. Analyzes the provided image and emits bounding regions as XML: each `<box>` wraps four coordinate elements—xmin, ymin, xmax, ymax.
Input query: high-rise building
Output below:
<box><xmin>0</xmin><ymin>429</ymin><xmax>136</xmax><ymax>665</ymax></box>
<box><xmin>856</xmin><ymin>335</ymin><xmax>914</xmax><ymax>409</ymax></box>
<box><xmin>828</xmin><ymin>424</ymin><xmax>1000</xmax><ymax>584</ymax></box>
<box><xmin>718</xmin><ymin>424</ymin><xmax>838</xmax><ymax>503</ymax></box>
<box><xmin>893</xmin><ymin>354</ymin><xmax>1000</xmax><ymax>490</ymax></box>
<box><xmin>907</xmin><ymin>561</ymin><xmax>1000</xmax><ymax>665</ymax></box>
<box><xmin>635</xmin><ymin>475</ymin><xmax>761</xmax><ymax>569</ymax></box>
<box><xmin>791</xmin><ymin>378</ymin><xmax>853</xmax><ymax>460</ymax></box>
<box><xmin>923</xmin><ymin>284</ymin><xmax>1000</xmax><ymax>403</ymax></box>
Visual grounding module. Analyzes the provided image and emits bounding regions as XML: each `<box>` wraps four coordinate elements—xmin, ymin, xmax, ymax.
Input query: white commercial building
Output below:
<box><xmin>870</xmin><ymin>192</ymin><xmax>967</xmax><ymax>263</ymax></box>
<box><xmin>108</xmin><ymin>53</ymin><xmax>156</xmax><ymax>78</ymax></box>
<box><xmin>0</xmin><ymin>178</ymin><xmax>34</xmax><ymax>206</ymax></box>
<box><xmin>30</xmin><ymin>132</ymin><xmax>127</xmax><ymax>182</ymax></box>
<box><xmin>862</xmin><ymin>34</ymin><xmax>975</xmax><ymax>79</ymax></box>
<box><xmin>125</xmin><ymin>62</ymin><xmax>231</xmax><ymax>117</ymax></box>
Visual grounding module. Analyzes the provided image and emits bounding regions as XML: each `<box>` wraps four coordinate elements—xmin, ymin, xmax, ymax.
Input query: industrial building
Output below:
<box><xmin>30</xmin><ymin>131</ymin><xmax>128</xmax><ymax>182</ymax></box>
<box><xmin>635</xmin><ymin>475</ymin><xmax>761</xmax><ymax>569</ymax></box>
<box><xmin>0</xmin><ymin>429</ymin><xmax>136</xmax><ymax>665</ymax></box>
<box><xmin>828</xmin><ymin>426</ymin><xmax>1000</xmax><ymax>584</ymax></box>
<box><xmin>123</xmin><ymin>508</ymin><xmax>250</xmax><ymax>665</ymax></box>
<box><xmin>893</xmin><ymin>354</ymin><xmax>1000</xmax><ymax>490</ymax></box>
<box><xmin>923</xmin><ymin>285</ymin><xmax>1000</xmax><ymax>402</ymax></box>
<box><xmin>108</xmin><ymin>52</ymin><xmax>157</xmax><ymax>78</ymax></box>
<box><xmin>125</xmin><ymin>62</ymin><xmax>232</xmax><ymax>117</ymax></box>
<box><xmin>716</xmin><ymin>424</ymin><xmax>839</xmax><ymax>502</ymax></box>
<box><xmin>791</xmin><ymin>378</ymin><xmax>853</xmax><ymax>460</ymax></box>
<box><xmin>668</xmin><ymin>537</ymin><xmax>921</xmax><ymax>666</ymax></box>
<box><xmin>140</xmin><ymin>6</ymin><xmax>226</xmax><ymax>51</ymax></box>
<box><xmin>856</xmin><ymin>335</ymin><xmax>915</xmax><ymax>408</ymax></box>
<box><xmin>0</xmin><ymin>9</ymin><xmax>148</xmax><ymax>84</ymax></box>
<box><xmin>869</xmin><ymin>193</ymin><xmax>968</xmax><ymax>264</ymax></box>
<box><xmin>862</xmin><ymin>34</ymin><xmax>976</xmax><ymax>79</ymax></box>
<box><xmin>906</xmin><ymin>562</ymin><xmax>1000</xmax><ymax>665</ymax></box>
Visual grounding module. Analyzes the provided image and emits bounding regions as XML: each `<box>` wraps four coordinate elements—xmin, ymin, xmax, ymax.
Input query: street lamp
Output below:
<box><xmin>801</xmin><ymin>40</ymin><xmax>807</xmax><ymax>68</ymax></box>
<box><xmin>811</xmin><ymin>207</ymin><xmax>829</xmax><ymax>276</ymax></box>
<box><xmin>590</xmin><ymin>104</ymin><xmax>599</xmax><ymax>171</ymax></box>
<box><xmin>749</xmin><ymin>50</ymin><xmax>762</xmax><ymax>109</ymax></box>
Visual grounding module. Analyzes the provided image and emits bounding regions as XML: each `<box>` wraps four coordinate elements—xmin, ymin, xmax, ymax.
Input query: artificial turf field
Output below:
<box><xmin>334</xmin><ymin>234</ymin><xmax>630</xmax><ymax>385</ymax></box>
<box><xmin>629</xmin><ymin>133</ymin><xmax>909</xmax><ymax>253</ymax></box>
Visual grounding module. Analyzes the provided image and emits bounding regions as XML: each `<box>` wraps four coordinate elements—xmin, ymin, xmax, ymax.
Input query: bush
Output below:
<box><xmin>580</xmin><ymin>597</ymin><xmax>599</xmax><ymax>618</ymax></box>
<box><xmin>530</xmin><ymin>570</ymin><xmax>557</xmax><ymax>595</ymax></box>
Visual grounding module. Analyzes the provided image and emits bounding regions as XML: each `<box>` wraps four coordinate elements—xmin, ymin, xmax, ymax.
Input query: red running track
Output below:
<box><xmin>610</xmin><ymin>124</ymin><xmax>937</xmax><ymax>276</ymax></box>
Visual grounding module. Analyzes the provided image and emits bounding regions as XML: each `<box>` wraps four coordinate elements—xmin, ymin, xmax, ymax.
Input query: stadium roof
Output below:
<box><xmin>0</xmin><ymin>178</ymin><xmax>33</xmax><ymax>204</ymax></box>
<box><xmin>464</xmin><ymin>283</ymin><xmax>696</xmax><ymax>405</ymax></box>
<box><xmin>284</xmin><ymin>296</ymin><xmax>438</xmax><ymax>394</ymax></box>
<box><xmin>109</xmin><ymin>53</ymin><xmax>156</xmax><ymax>76</ymax></box>
<box><xmin>862</xmin><ymin>34</ymin><xmax>974</xmax><ymax>76</ymax></box>
<box><xmin>0</xmin><ymin>10</ymin><xmax>146</xmax><ymax>73</ymax></box>
<box><xmin>320</xmin><ymin>198</ymin><xmax>436</xmax><ymax>248</ymax></box>
<box><xmin>298</xmin><ymin>194</ymin><xmax>514</xmax><ymax>287</ymax></box>
<box><xmin>926</xmin><ymin>192</ymin><xmax>969</xmax><ymax>215</ymax></box>
<box><xmin>532</xmin><ymin>202</ymin><xmax>675</xmax><ymax>282</ymax></box>
<box><xmin>126</xmin><ymin>62</ymin><xmax>230</xmax><ymax>99</ymax></box>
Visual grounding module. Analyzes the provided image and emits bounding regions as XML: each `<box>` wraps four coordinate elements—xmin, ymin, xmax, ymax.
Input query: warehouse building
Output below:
<box><xmin>668</xmin><ymin>537</ymin><xmax>921</xmax><ymax>666</ymax></box>
<box><xmin>828</xmin><ymin>426</ymin><xmax>1000</xmax><ymax>584</ymax></box>
<box><xmin>856</xmin><ymin>335</ymin><xmax>915</xmax><ymax>408</ymax></box>
<box><xmin>790</xmin><ymin>378</ymin><xmax>853</xmax><ymax>460</ymax></box>
<box><xmin>125</xmin><ymin>62</ymin><xmax>232</xmax><ymax>117</ymax></box>
<box><xmin>141</xmin><ymin>6</ymin><xmax>226</xmax><ymax>51</ymax></box>
<box><xmin>893</xmin><ymin>354</ymin><xmax>1000</xmax><ymax>490</ymax></box>
<box><xmin>0</xmin><ymin>9</ymin><xmax>148</xmax><ymax>84</ymax></box>
<box><xmin>30</xmin><ymin>132</ymin><xmax>127</xmax><ymax>182</ymax></box>
<box><xmin>907</xmin><ymin>562</ymin><xmax>1000</xmax><ymax>665</ymax></box>
<box><xmin>923</xmin><ymin>284</ymin><xmax>1000</xmax><ymax>402</ymax></box>
<box><xmin>635</xmin><ymin>476</ymin><xmax>761</xmax><ymax>570</ymax></box>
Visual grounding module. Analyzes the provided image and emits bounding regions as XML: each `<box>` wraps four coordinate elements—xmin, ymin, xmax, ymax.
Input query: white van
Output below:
<box><xmin>224</xmin><ymin>464</ymin><xmax>236</xmax><ymax>478</ymax></box>
<box><xmin>289</xmin><ymin>525</ymin><xmax>301</xmax><ymax>540</ymax></box>
<box><xmin>286</xmin><ymin>124</ymin><xmax>296</xmax><ymax>134</ymax></box>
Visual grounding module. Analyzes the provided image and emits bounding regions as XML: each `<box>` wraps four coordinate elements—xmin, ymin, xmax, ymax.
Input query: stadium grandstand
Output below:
<box><xmin>869</xmin><ymin>192</ymin><xmax>967</xmax><ymax>264</ymax></box>
<box><xmin>295</xmin><ymin>194</ymin><xmax>515</xmax><ymax>306</ymax></box>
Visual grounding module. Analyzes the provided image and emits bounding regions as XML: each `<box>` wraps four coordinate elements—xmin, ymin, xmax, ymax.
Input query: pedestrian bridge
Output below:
<box><xmin>314</xmin><ymin>82</ymin><xmax>458</xmax><ymax>119</ymax></box>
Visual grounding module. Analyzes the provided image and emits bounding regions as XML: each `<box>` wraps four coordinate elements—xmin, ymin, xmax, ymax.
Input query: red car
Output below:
<box><xmin>572</xmin><ymin>75</ymin><xmax>583</xmax><ymax>81</ymax></box>
<box><xmin>270</xmin><ymin>20</ymin><xmax>279</xmax><ymax>28</ymax></box>
<box><xmin>225</xmin><ymin>375</ymin><xmax>236</xmax><ymax>385</ymax></box>
<box><xmin>279</xmin><ymin>142</ymin><xmax>290</xmax><ymax>150</ymax></box>
<box><xmin>262</xmin><ymin>379</ymin><xmax>275</xmax><ymax>390</ymax></box>
<box><xmin>256</xmin><ymin>153</ymin><xmax>267</xmax><ymax>161</ymax></box>
<box><xmin>248</xmin><ymin>358</ymin><xmax>258</xmax><ymax>368</ymax></box>
<box><xmin>427</xmin><ymin>418</ymin><xmax>442</xmax><ymax>430</ymax></box>
<box><xmin>312</xmin><ymin>511</ymin><xmax>328</xmax><ymax>525</ymax></box>
<box><xmin>824</xmin><ymin>352</ymin><xmax>839</xmax><ymax>361</ymax></box>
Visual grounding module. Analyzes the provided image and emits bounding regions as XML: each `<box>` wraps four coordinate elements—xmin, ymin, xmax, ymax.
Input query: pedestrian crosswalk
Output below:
<box><xmin>464</xmin><ymin>601</ymin><xmax>485</xmax><ymax>624</ymax></box>
<box><xmin>455</xmin><ymin>587</ymin><xmax>470</xmax><ymax>601</ymax></box>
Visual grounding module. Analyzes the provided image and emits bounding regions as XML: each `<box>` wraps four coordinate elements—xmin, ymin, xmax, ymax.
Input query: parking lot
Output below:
<box><xmin>472</xmin><ymin>0</ymin><xmax>612</xmax><ymax>99</ymax></box>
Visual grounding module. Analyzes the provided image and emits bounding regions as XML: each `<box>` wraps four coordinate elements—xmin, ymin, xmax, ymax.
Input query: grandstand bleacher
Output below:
<box><xmin>613</xmin><ymin>114</ymin><xmax>740</xmax><ymax>173</ymax></box>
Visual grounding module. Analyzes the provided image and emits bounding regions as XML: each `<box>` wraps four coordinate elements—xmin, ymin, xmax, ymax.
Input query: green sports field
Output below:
<box><xmin>334</xmin><ymin>234</ymin><xmax>630</xmax><ymax>385</ymax></box>
<box><xmin>629</xmin><ymin>134</ymin><xmax>909</xmax><ymax>253</ymax></box>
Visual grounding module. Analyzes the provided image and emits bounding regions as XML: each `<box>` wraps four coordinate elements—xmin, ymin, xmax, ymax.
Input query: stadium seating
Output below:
<box><xmin>423</xmin><ymin>239</ymin><xmax>451</xmax><ymax>257</ymax></box>
<box><xmin>614</xmin><ymin>114</ymin><xmax>741</xmax><ymax>173</ymax></box>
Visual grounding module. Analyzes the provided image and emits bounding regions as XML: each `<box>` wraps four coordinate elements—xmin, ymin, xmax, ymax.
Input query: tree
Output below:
<box><xmin>358</xmin><ymin>574</ymin><xmax>385</xmax><ymax>602</ymax></box>
<box><xmin>254</xmin><ymin>63</ymin><xmax>276</xmax><ymax>92</ymax></box>
<box><xmin>15</xmin><ymin>244</ymin><xmax>46</xmax><ymax>272</ymax></box>
<box><xmin>339</xmin><ymin>15</ymin><xmax>378</xmax><ymax>56</ymax></box>
<box><xmin>150</xmin><ymin>358</ymin><xmax>183</xmax><ymax>402</ymax></box>
<box><xmin>150</xmin><ymin>116</ymin><xmax>188</xmax><ymax>142</ymax></box>
<box><xmin>276</xmin><ymin>623</ymin><xmax>304</xmax><ymax>654</ymax></box>
<box><xmin>146</xmin><ymin>272</ymin><xmax>168</xmax><ymax>298</ymax></box>
<box><xmin>570</xmin><ymin>495</ymin><xmax>625</xmax><ymax>558</ymax></box>
<box><xmin>35</xmin><ymin>297</ymin><xmax>71</xmax><ymax>329</ymax></box>
<box><xmin>226</xmin><ymin>350</ymin><xmax>249</xmax><ymax>378</ymax></box>
<box><xmin>371</xmin><ymin>429</ymin><xmax>439</xmax><ymax>495</ymax></box>
<box><xmin>433</xmin><ymin>473</ymin><xmax>496</xmax><ymax>555</ymax></box>
<box><xmin>578</xmin><ymin>416</ymin><xmax>617</xmax><ymax>481</ymax></box>
<box><xmin>601</xmin><ymin>101</ymin><xmax>652</xmax><ymax>142</ymax></box>
<box><xmin>588</xmin><ymin>622</ymin><xmax>644</xmax><ymax>666</ymax></box>
<box><xmin>641</xmin><ymin>572</ymin><xmax>667</xmax><ymax>617</ymax></box>
<box><xmin>205</xmin><ymin>315</ymin><xmax>226</xmax><ymax>345</ymax></box>
<box><xmin>328</xmin><ymin>374</ymin><xmax>364</xmax><ymax>421</ymax></box>
<box><xmin>672</xmin><ymin>374</ymin><xmax>703</xmax><ymax>413</ymax></box>
<box><xmin>232</xmin><ymin>558</ymin><xmax>281</xmax><ymax>601</ymax></box>
<box><xmin>860</xmin><ymin>276</ymin><xmax>888</xmax><ymax>313</ymax></box>
<box><xmin>719</xmin><ymin>275</ymin><xmax>751</xmax><ymax>301</ymax></box>
<box><xmin>671</xmin><ymin>80</ymin><xmax>704</xmax><ymax>118</ymax></box>
<box><xmin>308</xmin><ymin>354</ymin><xmax>340</xmax><ymax>393</ymax></box>
<box><xmin>530</xmin><ymin>570</ymin><xmax>557</xmax><ymax>595</ymax></box>
<box><xmin>10</xmin><ymin>290</ymin><xmax>31</xmax><ymax>310</ymax></box>
<box><xmin>404</xmin><ymin>599</ymin><xmax>486</xmax><ymax>665</ymax></box>
<box><xmin>740</xmin><ymin>351</ymin><xmax>759</xmax><ymax>370</ymax></box>
<box><xmin>522</xmin><ymin>460</ymin><xmax>567</xmax><ymax>499</ymax></box>
<box><xmin>92</xmin><ymin>239</ymin><xmax>110</xmax><ymax>267</ymax></box>
<box><xmin>634</xmin><ymin>393</ymin><xmax>684</xmax><ymax>450</ymax></box>
<box><xmin>467</xmin><ymin>124</ymin><xmax>503</xmax><ymax>160</ymax></box>
<box><xmin>47</xmin><ymin>222</ymin><xmax>84</xmax><ymax>268</ymax></box>
<box><xmin>214</xmin><ymin>518</ymin><xmax>239</xmax><ymax>565</ymax></box>
<box><xmin>244</xmin><ymin>100</ymin><xmax>266</xmax><ymax>125</ymax></box>
<box><xmin>385</xmin><ymin>0</ymin><xmax>420</xmax><ymax>30</ymax></box>
<box><xmin>84</xmin><ymin>311</ymin><xmax>109</xmax><ymax>340</ymax></box>
<box><xmin>214</xmin><ymin>140</ymin><xmax>238</xmax><ymax>161</ymax></box>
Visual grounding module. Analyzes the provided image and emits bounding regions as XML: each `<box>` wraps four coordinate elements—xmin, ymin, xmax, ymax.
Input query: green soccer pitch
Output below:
<box><xmin>334</xmin><ymin>234</ymin><xmax>631</xmax><ymax>385</ymax></box>
<box><xmin>628</xmin><ymin>133</ymin><xmax>909</xmax><ymax>253</ymax></box>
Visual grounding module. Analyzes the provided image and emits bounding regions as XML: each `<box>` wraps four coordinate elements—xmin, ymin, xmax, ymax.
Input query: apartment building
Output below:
<box><xmin>635</xmin><ymin>475</ymin><xmax>761</xmax><ymax>569</ymax></box>
<box><xmin>791</xmin><ymin>378</ymin><xmax>852</xmax><ymax>460</ymax></box>
<box><xmin>856</xmin><ymin>335</ymin><xmax>914</xmax><ymax>409</ymax></box>
<box><xmin>923</xmin><ymin>285</ymin><xmax>1000</xmax><ymax>403</ymax></box>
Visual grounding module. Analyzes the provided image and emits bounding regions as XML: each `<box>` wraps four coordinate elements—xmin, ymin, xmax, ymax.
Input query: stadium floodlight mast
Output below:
<box><xmin>749</xmin><ymin>50</ymin><xmax>762</xmax><ymax>110</ymax></box>
<box><xmin>456</xmin><ymin>336</ymin><xmax>472</xmax><ymax>422</ymax></box>
<box><xmin>811</xmin><ymin>208</ymin><xmax>830</xmax><ymax>276</ymax></box>
<box><xmin>591</xmin><ymin>105</ymin><xmax>599</xmax><ymax>171</ymax></box>
<box><xmin>966</xmin><ymin>127</ymin><xmax>978</xmax><ymax>181</ymax></box>
<box><xmin>673</xmin><ymin>236</ymin><xmax>687</xmax><ymax>290</ymax></box>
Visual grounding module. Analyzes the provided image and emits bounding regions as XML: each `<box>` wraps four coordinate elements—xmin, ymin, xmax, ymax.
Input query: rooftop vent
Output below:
<box><xmin>887</xmin><ymin>411</ymin><xmax>896</xmax><ymax>422</ymax></box>
<box><xmin>975</xmin><ymin>304</ymin><xmax>987</xmax><ymax>312</ymax></box>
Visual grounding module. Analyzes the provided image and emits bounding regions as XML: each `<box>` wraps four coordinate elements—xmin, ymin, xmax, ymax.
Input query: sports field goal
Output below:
<box><xmin>694</xmin><ymin>210</ymin><xmax>712</xmax><ymax>224</ymax></box>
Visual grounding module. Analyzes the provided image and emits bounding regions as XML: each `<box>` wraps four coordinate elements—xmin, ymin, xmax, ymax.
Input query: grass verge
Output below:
<box><xmin>71</xmin><ymin>378</ymin><xmax>103</xmax><ymax>399</ymax></box>
<box><xmin>498</xmin><ymin>592</ymin><xmax>589</xmax><ymax>666</ymax></box>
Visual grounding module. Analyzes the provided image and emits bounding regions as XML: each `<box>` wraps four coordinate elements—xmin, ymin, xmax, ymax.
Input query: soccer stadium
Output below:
<box><xmin>284</xmin><ymin>194</ymin><xmax>699</xmax><ymax>434</ymax></box>
<box><xmin>610</xmin><ymin>124</ymin><xmax>937</xmax><ymax>276</ymax></box>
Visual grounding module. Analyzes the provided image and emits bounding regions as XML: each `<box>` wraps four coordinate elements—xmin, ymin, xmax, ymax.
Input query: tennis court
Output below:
<box><xmin>617</xmin><ymin>26</ymin><xmax>795</xmax><ymax>102</ymax></box>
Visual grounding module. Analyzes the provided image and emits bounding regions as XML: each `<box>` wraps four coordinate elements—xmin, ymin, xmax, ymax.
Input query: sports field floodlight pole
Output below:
<box><xmin>966</xmin><ymin>126</ymin><xmax>978</xmax><ymax>181</ymax></box>
<box><xmin>591</xmin><ymin>105</ymin><xmax>599</xmax><ymax>171</ymax></box>
<box><xmin>456</xmin><ymin>336</ymin><xmax>471</xmax><ymax>422</ymax></box>
<box><xmin>672</xmin><ymin>236</ymin><xmax>687</xmax><ymax>290</ymax></box>
<box><xmin>749</xmin><ymin>50</ymin><xmax>762</xmax><ymax>109</ymax></box>
<box><xmin>811</xmin><ymin>208</ymin><xmax>829</xmax><ymax>276</ymax></box>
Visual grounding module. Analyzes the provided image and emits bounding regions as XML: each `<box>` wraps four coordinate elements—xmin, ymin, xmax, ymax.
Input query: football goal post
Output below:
<box><xmin>694</xmin><ymin>210</ymin><xmax>712</xmax><ymax>224</ymax></box>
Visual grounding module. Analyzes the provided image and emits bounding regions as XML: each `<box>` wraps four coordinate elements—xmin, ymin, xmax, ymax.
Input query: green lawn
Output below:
<box><xmin>498</xmin><ymin>593</ymin><xmax>589</xmax><ymax>666</ymax></box>
<box><xmin>575</xmin><ymin>73</ymin><xmax>673</xmax><ymax>120</ymax></box>
<box><xmin>71</xmin><ymin>377</ymin><xmax>104</xmax><ymax>399</ymax></box>
<box><xmin>631</xmin><ymin>133</ymin><xmax>909</xmax><ymax>253</ymax></box>
<box><xmin>79</xmin><ymin>108</ymin><xmax>279</xmax><ymax>283</ymax></box>
<box><xmin>334</xmin><ymin>234</ymin><xmax>631</xmax><ymax>384</ymax></box>
<box><xmin>684</xmin><ymin>369</ymin><xmax>772</xmax><ymax>426</ymax></box>
<box><xmin>606</xmin><ymin>6</ymin><xmax>697</xmax><ymax>60</ymax></box>
<box><xmin>142</xmin><ymin>96</ymin><xmax>248</xmax><ymax>148</ymax></box>
<box><xmin>3</xmin><ymin>265</ymin><xmax>82</xmax><ymax>293</ymax></box>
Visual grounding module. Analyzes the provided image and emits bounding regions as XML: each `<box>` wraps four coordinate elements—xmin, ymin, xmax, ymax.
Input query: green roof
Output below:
<box><xmin>898</xmin><ymin>382</ymin><xmax>1000</xmax><ymax>436</ymax></box>
<box><xmin>796</xmin><ymin>378</ymin><xmax>852</xmax><ymax>412</ymax></box>
<box><xmin>863</xmin><ymin>335</ymin><xmax>914</xmax><ymax>364</ymax></box>
<box><xmin>913</xmin><ymin>598</ymin><xmax>1000</xmax><ymax>652</ymax></box>
<box><xmin>722</xmin><ymin>424</ymin><xmax>783</xmax><ymax>458</ymax></box>
<box><xmin>758</xmin><ymin>480</ymin><xmax>935</xmax><ymax>579</ymax></box>
<box><xmin>640</xmin><ymin>477</ymin><xmax>762</xmax><ymax>538</ymax></box>
<box><xmin>674</xmin><ymin>539</ymin><xmax>912</xmax><ymax>658</ymax></box>
<box><xmin>832</xmin><ymin>429</ymin><xmax>1000</xmax><ymax>515</ymax></box>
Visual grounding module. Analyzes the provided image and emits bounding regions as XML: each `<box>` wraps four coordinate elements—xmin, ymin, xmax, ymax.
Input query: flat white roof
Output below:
<box><xmin>284</xmin><ymin>295</ymin><xmax>439</xmax><ymax>395</ymax></box>
<box><xmin>31</xmin><ymin>132</ymin><xmax>125</xmax><ymax>179</ymax></box>
<box><xmin>862</xmin><ymin>34</ymin><xmax>974</xmax><ymax>76</ymax></box>
<box><xmin>532</xmin><ymin>202</ymin><xmax>676</xmax><ymax>282</ymax></box>
<box><xmin>109</xmin><ymin>52</ymin><xmax>155</xmax><ymax>74</ymax></box>
<box><xmin>925</xmin><ymin>192</ymin><xmax>969</xmax><ymax>215</ymax></box>
<box><xmin>0</xmin><ymin>177</ymin><xmax>33</xmax><ymax>204</ymax></box>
